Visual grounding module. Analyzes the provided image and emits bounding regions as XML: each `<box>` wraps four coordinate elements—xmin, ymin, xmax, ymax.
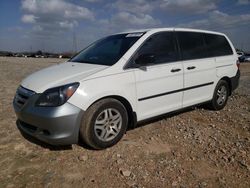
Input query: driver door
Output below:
<box><xmin>132</xmin><ymin>31</ymin><xmax>184</xmax><ymax>121</ymax></box>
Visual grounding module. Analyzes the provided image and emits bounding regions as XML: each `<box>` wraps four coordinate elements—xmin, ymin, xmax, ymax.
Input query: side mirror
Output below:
<box><xmin>135</xmin><ymin>54</ymin><xmax>155</xmax><ymax>66</ymax></box>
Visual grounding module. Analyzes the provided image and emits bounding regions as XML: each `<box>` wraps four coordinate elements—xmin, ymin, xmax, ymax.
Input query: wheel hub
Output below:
<box><xmin>94</xmin><ymin>108</ymin><xmax>122</xmax><ymax>142</ymax></box>
<box><xmin>216</xmin><ymin>85</ymin><xmax>227</xmax><ymax>105</ymax></box>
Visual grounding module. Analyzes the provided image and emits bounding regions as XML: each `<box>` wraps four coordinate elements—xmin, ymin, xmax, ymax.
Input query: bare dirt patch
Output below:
<box><xmin>0</xmin><ymin>57</ymin><xmax>249</xmax><ymax>187</ymax></box>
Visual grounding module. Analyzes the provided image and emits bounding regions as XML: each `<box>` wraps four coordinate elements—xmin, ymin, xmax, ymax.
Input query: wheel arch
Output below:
<box><xmin>220</xmin><ymin>76</ymin><xmax>232</xmax><ymax>96</ymax></box>
<box><xmin>88</xmin><ymin>95</ymin><xmax>137</xmax><ymax>130</ymax></box>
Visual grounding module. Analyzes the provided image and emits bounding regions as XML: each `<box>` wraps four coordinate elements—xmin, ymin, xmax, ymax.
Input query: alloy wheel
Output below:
<box><xmin>216</xmin><ymin>85</ymin><xmax>227</xmax><ymax>106</ymax></box>
<box><xmin>94</xmin><ymin>108</ymin><xmax>122</xmax><ymax>142</ymax></box>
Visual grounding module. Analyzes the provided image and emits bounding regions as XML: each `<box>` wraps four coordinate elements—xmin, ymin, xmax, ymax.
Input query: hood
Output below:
<box><xmin>21</xmin><ymin>62</ymin><xmax>107</xmax><ymax>93</ymax></box>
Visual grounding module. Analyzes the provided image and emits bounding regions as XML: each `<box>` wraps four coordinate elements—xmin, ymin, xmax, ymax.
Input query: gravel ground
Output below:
<box><xmin>0</xmin><ymin>57</ymin><xmax>249</xmax><ymax>188</ymax></box>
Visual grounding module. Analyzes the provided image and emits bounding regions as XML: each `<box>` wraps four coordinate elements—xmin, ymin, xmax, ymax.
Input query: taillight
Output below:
<box><xmin>236</xmin><ymin>60</ymin><xmax>240</xmax><ymax>69</ymax></box>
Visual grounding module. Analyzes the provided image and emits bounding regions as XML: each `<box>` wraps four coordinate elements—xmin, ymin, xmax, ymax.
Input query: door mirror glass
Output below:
<box><xmin>135</xmin><ymin>54</ymin><xmax>155</xmax><ymax>66</ymax></box>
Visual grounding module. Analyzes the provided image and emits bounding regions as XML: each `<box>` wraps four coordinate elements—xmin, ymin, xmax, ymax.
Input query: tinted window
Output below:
<box><xmin>135</xmin><ymin>32</ymin><xmax>178</xmax><ymax>65</ymax></box>
<box><xmin>204</xmin><ymin>34</ymin><xmax>233</xmax><ymax>57</ymax></box>
<box><xmin>70</xmin><ymin>33</ymin><xmax>143</xmax><ymax>66</ymax></box>
<box><xmin>177</xmin><ymin>32</ymin><xmax>207</xmax><ymax>60</ymax></box>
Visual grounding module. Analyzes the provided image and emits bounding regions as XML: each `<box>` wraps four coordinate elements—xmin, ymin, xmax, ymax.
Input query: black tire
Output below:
<box><xmin>80</xmin><ymin>98</ymin><xmax>128</xmax><ymax>149</ymax></box>
<box><xmin>209</xmin><ymin>80</ymin><xmax>229</xmax><ymax>110</ymax></box>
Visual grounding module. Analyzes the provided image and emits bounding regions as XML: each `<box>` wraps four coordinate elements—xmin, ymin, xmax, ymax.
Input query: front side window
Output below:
<box><xmin>177</xmin><ymin>32</ymin><xmax>207</xmax><ymax>60</ymax></box>
<box><xmin>134</xmin><ymin>32</ymin><xmax>178</xmax><ymax>65</ymax></box>
<box><xmin>70</xmin><ymin>33</ymin><xmax>143</xmax><ymax>66</ymax></box>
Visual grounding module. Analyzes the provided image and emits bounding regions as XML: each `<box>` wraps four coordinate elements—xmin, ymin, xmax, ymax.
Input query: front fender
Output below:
<box><xmin>67</xmin><ymin>72</ymin><xmax>137</xmax><ymax>112</ymax></box>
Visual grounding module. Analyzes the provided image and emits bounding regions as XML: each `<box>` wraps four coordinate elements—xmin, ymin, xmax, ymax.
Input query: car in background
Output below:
<box><xmin>239</xmin><ymin>55</ymin><xmax>245</xmax><ymax>62</ymax></box>
<box><xmin>239</xmin><ymin>53</ymin><xmax>250</xmax><ymax>63</ymax></box>
<box><xmin>237</xmin><ymin>51</ymin><xmax>244</xmax><ymax>57</ymax></box>
<box><xmin>244</xmin><ymin>55</ymin><xmax>250</xmax><ymax>62</ymax></box>
<box><xmin>237</xmin><ymin>51</ymin><xmax>245</xmax><ymax>62</ymax></box>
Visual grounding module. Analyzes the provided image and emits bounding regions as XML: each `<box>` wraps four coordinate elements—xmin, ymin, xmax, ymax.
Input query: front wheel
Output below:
<box><xmin>80</xmin><ymin>98</ymin><xmax>128</xmax><ymax>149</ymax></box>
<box><xmin>209</xmin><ymin>80</ymin><xmax>229</xmax><ymax>110</ymax></box>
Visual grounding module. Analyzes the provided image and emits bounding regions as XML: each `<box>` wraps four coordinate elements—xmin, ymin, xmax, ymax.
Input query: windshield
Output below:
<box><xmin>69</xmin><ymin>33</ymin><xmax>144</xmax><ymax>66</ymax></box>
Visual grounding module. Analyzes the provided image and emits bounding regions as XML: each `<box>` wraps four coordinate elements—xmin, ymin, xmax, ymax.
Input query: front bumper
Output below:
<box><xmin>13</xmin><ymin>93</ymin><xmax>84</xmax><ymax>145</ymax></box>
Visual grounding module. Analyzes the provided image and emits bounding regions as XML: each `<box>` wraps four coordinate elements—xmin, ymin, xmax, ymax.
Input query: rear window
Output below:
<box><xmin>204</xmin><ymin>34</ymin><xmax>233</xmax><ymax>57</ymax></box>
<box><xmin>177</xmin><ymin>32</ymin><xmax>207</xmax><ymax>61</ymax></box>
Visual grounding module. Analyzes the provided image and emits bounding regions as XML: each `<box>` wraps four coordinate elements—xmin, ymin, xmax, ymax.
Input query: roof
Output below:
<box><xmin>117</xmin><ymin>27</ymin><xmax>225</xmax><ymax>36</ymax></box>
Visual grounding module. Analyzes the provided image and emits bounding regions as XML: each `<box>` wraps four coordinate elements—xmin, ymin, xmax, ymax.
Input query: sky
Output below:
<box><xmin>0</xmin><ymin>0</ymin><xmax>250</xmax><ymax>53</ymax></box>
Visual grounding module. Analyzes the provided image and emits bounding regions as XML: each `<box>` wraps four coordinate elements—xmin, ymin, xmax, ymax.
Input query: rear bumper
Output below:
<box><xmin>231</xmin><ymin>69</ymin><xmax>240</xmax><ymax>91</ymax></box>
<box><xmin>13</xmin><ymin>94</ymin><xmax>84</xmax><ymax>145</ymax></box>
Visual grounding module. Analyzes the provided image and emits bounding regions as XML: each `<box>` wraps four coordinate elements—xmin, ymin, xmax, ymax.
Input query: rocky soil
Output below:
<box><xmin>0</xmin><ymin>57</ymin><xmax>249</xmax><ymax>188</ymax></box>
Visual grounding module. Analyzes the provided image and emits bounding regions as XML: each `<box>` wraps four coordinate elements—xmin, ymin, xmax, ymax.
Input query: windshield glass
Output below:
<box><xmin>69</xmin><ymin>33</ymin><xmax>144</xmax><ymax>66</ymax></box>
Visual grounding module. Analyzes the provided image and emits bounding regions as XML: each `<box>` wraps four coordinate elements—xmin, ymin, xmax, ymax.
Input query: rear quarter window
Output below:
<box><xmin>204</xmin><ymin>34</ymin><xmax>233</xmax><ymax>57</ymax></box>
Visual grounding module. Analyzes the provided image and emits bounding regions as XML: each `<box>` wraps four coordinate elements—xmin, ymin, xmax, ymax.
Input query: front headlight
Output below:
<box><xmin>36</xmin><ymin>82</ymin><xmax>79</xmax><ymax>107</ymax></box>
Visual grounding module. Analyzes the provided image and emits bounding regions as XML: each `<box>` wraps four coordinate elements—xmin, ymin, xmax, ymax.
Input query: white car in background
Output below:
<box><xmin>237</xmin><ymin>51</ymin><xmax>244</xmax><ymax>57</ymax></box>
<box><xmin>244</xmin><ymin>54</ymin><xmax>250</xmax><ymax>62</ymax></box>
<box><xmin>239</xmin><ymin>53</ymin><xmax>250</xmax><ymax>62</ymax></box>
<box><xmin>13</xmin><ymin>28</ymin><xmax>240</xmax><ymax>149</ymax></box>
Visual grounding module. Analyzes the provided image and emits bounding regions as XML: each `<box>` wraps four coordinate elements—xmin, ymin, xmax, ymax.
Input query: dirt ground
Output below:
<box><xmin>0</xmin><ymin>57</ymin><xmax>249</xmax><ymax>188</ymax></box>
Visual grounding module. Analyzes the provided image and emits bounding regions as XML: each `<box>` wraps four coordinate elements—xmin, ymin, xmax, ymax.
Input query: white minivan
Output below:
<box><xmin>13</xmin><ymin>28</ymin><xmax>240</xmax><ymax>149</ymax></box>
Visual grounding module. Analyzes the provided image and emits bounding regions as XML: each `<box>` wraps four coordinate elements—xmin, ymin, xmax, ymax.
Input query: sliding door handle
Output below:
<box><xmin>187</xmin><ymin>66</ymin><xmax>196</xmax><ymax>70</ymax></box>
<box><xmin>171</xmin><ymin>68</ymin><xmax>181</xmax><ymax>73</ymax></box>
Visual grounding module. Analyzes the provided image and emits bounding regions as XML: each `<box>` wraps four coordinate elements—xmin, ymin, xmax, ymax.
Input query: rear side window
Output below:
<box><xmin>135</xmin><ymin>32</ymin><xmax>178</xmax><ymax>64</ymax></box>
<box><xmin>204</xmin><ymin>34</ymin><xmax>233</xmax><ymax>57</ymax></box>
<box><xmin>177</xmin><ymin>32</ymin><xmax>207</xmax><ymax>61</ymax></box>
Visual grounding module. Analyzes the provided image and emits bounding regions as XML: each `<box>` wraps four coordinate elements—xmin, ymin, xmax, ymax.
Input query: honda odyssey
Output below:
<box><xmin>13</xmin><ymin>28</ymin><xmax>240</xmax><ymax>149</ymax></box>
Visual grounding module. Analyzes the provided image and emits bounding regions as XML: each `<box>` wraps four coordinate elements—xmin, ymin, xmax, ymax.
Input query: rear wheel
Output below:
<box><xmin>80</xmin><ymin>98</ymin><xmax>128</xmax><ymax>149</ymax></box>
<box><xmin>209</xmin><ymin>80</ymin><xmax>229</xmax><ymax>110</ymax></box>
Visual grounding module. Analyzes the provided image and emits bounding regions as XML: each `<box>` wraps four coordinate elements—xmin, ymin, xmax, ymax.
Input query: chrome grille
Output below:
<box><xmin>14</xmin><ymin>86</ymin><xmax>35</xmax><ymax>108</ymax></box>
